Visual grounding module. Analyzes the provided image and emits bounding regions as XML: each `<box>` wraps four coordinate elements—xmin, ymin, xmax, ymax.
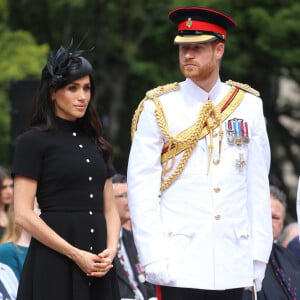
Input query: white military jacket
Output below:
<box><xmin>127</xmin><ymin>78</ymin><xmax>273</xmax><ymax>290</ymax></box>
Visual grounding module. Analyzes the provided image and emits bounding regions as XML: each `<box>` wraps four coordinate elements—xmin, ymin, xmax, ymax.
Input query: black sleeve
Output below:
<box><xmin>11</xmin><ymin>130</ymin><xmax>46</xmax><ymax>180</ymax></box>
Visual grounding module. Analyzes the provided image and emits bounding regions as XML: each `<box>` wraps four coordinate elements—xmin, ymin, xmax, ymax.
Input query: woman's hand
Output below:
<box><xmin>98</xmin><ymin>247</ymin><xmax>117</xmax><ymax>261</ymax></box>
<box><xmin>85</xmin><ymin>248</ymin><xmax>117</xmax><ymax>277</ymax></box>
<box><xmin>72</xmin><ymin>249</ymin><xmax>110</xmax><ymax>277</ymax></box>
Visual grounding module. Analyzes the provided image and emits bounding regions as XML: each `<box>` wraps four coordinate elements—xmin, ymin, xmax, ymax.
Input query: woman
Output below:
<box><xmin>0</xmin><ymin>166</ymin><xmax>13</xmax><ymax>239</ymax></box>
<box><xmin>0</xmin><ymin>198</ymin><xmax>39</xmax><ymax>280</ymax></box>
<box><xmin>12</xmin><ymin>45</ymin><xmax>121</xmax><ymax>300</ymax></box>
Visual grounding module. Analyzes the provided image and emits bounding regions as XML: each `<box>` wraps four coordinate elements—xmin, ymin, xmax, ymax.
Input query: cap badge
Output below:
<box><xmin>186</xmin><ymin>17</ymin><xmax>193</xmax><ymax>28</ymax></box>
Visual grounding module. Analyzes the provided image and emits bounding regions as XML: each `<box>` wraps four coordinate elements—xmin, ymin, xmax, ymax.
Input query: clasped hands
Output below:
<box><xmin>74</xmin><ymin>248</ymin><xmax>116</xmax><ymax>277</ymax></box>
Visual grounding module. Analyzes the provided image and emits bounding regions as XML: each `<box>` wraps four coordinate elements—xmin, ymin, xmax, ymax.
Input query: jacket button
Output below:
<box><xmin>214</xmin><ymin>187</ymin><xmax>221</xmax><ymax>193</ymax></box>
<box><xmin>213</xmin><ymin>158</ymin><xmax>220</xmax><ymax>165</ymax></box>
<box><xmin>214</xmin><ymin>214</ymin><xmax>221</xmax><ymax>220</ymax></box>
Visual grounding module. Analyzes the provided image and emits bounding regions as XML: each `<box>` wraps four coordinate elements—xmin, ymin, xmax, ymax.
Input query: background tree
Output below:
<box><xmin>0</xmin><ymin>0</ymin><xmax>48</xmax><ymax>166</ymax></box>
<box><xmin>3</xmin><ymin>0</ymin><xmax>300</xmax><ymax>220</ymax></box>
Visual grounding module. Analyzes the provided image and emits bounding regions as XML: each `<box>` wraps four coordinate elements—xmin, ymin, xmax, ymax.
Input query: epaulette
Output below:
<box><xmin>146</xmin><ymin>82</ymin><xmax>180</xmax><ymax>99</ymax></box>
<box><xmin>226</xmin><ymin>80</ymin><xmax>260</xmax><ymax>97</ymax></box>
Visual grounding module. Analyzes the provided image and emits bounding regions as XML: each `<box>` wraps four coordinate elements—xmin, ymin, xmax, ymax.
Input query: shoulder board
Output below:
<box><xmin>146</xmin><ymin>82</ymin><xmax>180</xmax><ymax>99</ymax></box>
<box><xmin>226</xmin><ymin>80</ymin><xmax>260</xmax><ymax>97</ymax></box>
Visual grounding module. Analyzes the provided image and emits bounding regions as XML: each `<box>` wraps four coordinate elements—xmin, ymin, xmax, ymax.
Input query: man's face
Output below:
<box><xmin>112</xmin><ymin>182</ymin><xmax>130</xmax><ymax>225</ymax></box>
<box><xmin>178</xmin><ymin>42</ymin><xmax>224</xmax><ymax>83</ymax></box>
<box><xmin>271</xmin><ymin>196</ymin><xmax>285</xmax><ymax>241</ymax></box>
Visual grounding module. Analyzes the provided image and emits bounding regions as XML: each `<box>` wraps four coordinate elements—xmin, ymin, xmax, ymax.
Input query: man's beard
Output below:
<box><xmin>181</xmin><ymin>58</ymin><xmax>217</xmax><ymax>82</ymax></box>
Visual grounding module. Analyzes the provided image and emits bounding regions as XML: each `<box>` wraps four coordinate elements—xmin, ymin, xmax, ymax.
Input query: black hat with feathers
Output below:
<box><xmin>46</xmin><ymin>41</ymin><xmax>93</xmax><ymax>90</ymax></box>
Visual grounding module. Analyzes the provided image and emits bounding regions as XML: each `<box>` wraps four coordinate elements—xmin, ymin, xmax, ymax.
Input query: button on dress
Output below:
<box><xmin>12</xmin><ymin>117</ymin><xmax>120</xmax><ymax>300</ymax></box>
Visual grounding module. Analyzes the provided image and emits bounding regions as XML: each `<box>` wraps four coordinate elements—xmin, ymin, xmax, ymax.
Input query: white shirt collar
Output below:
<box><xmin>183</xmin><ymin>78</ymin><xmax>223</xmax><ymax>104</ymax></box>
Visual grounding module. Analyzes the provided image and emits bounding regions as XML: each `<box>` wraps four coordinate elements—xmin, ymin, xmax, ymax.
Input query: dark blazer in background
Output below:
<box><xmin>114</xmin><ymin>228</ymin><xmax>156</xmax><ymax>300</ymax></box>
<box><xmin>287</xmin><ymin>236</ymin><xmax>300</xmax><ymax>266</ymax></box>
<box><xmin>242</xmin><ymin>243</ymin><xmax>300</xmax><ymax>300</ymax></box>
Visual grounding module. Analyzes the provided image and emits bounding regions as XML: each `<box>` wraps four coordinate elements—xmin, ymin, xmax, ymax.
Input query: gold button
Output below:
<box><xmin>214</xmin><ymin>187</ymin><xmax>221</xmax><ymax>193</ymax></box>
<box><xmin>214</xmin><ymin>214</ymin><xmax>221</xmax><ymax>220</ymax></box>
<box><xmin>213</xmin><ymin>158</ymin><xmax>220</xmax><ymax>165</ymax></box>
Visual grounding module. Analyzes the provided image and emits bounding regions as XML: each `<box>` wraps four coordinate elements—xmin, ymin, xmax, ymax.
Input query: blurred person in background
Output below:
<box><xmin>0</xmin><ymin>262</ymin><xmax>18</xmax><ymax>300</ymax></box>
<box><xmin>0</xmin><ymin>198</ymin><xmax>40</xmax><ymax>280</ymax></box>
<box><xmin>243</xmin><ymin>185</ymin><xmax>300</xmax><ymax>300</ymax></box>
<box><xmin>270</xmin><ymin>185</ymin><xmax>286</xmax><ymax>243</ymax></box>
<box><xmin>112</xmin><ymin>173</ymin><xmax>156</xmax><ymax>300</ymax></box>
<box><xmin>0</xmin><ymin>166</ymin><xmax>13</xmax><ymax>239</ymax></box>
<box><xmin>286</xmin><ymin>235</ymin><xmax>300</xmax><ymax>266</ymax></box>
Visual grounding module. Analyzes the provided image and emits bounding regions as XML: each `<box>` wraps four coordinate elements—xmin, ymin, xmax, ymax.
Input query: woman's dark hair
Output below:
<box><xmin>28</xmin><ymin>53</ymin><xmax>113</xmax><ymax>166</ymax></box>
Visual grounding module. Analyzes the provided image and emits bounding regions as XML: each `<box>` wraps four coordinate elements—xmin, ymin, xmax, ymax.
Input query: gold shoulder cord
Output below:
<box><xmin>130</xmin><ymin>81</ymin><xmax>252</xmax><ymax>191</ymax></box>
<box><xmin>130</xmin><ymin>82</ymin><xmax>180</xmax><ymax>141</ymax></box>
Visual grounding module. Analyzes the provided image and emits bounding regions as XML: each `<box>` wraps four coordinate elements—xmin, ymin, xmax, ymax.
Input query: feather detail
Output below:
<box><xmin>46</xmin><ymin>39</ymin><xmax>93</xmax><ymax>89</ymax></box>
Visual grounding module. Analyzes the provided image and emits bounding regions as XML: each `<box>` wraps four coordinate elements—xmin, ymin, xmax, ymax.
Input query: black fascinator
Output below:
<box><xmin>46</xmin><ymin>41</ymin><xmax>93</xmax><ymax>90</ymax></box>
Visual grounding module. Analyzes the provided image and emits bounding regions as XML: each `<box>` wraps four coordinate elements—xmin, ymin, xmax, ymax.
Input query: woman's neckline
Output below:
<box><xmin>54</xmin><ymin>116</ymin><xmax>80</xmax><ymax>131</ymax></box>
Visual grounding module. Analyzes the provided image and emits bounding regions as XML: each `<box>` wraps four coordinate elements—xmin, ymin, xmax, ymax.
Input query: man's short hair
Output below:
<box><xmin>270</xmin><ymin>185</ymin><xmax>287</xmax><ymax>212</ymax></box>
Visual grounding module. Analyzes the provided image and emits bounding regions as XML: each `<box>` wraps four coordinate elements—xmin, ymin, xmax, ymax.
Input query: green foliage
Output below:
<box><xmin>0</xmin><ymin>25</ymin><xmax>48</xmax><ymax>166</ymax></box>
<box><xmin>0</xmin><ymin>0</ymin><xmax>8</xmax><ymax>23</ymax></box>
<box><xmin>0</xmin><ymin>30</ymin><xmax>48</xmax><ymax>81</ymax></box>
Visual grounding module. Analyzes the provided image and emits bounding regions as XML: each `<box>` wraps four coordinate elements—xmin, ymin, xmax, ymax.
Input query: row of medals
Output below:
<box><xmin>213</xmin><ymin>119</ymin><xmax>250</xmax><ymax>171</ymax></box>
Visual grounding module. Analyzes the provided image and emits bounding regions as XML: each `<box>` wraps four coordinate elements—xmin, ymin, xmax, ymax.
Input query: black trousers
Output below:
<box><xmin>159</xmin><ymin>285</ymin><xmax>244</xmax><ymax>300</ymax></box>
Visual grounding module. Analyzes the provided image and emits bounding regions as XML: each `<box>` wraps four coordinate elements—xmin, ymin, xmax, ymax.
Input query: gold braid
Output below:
<box><xmin>130</xmin><ymin>95</ymin><xmax>148</xmax><ymax>141</ymax></box>
<box><xmin>153</xmin><ymin>98</ymin><xmax>222</xmax><ymax>190</ymax></box>
<box><xmin>130</xmin><ymin>82</ymin><xmax>224</xmax><ymax>191</ymax></box>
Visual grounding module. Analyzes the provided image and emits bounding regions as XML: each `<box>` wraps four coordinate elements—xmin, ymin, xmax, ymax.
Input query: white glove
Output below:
<box><xmin>253</xmin><ymin>260</ymin><xmax>267</xmax><ymax>292</ymax></box>
<box><xmin>145</xmin><ymin>259</ymin><xmax>174</xmax><ymax>285</ymax></box>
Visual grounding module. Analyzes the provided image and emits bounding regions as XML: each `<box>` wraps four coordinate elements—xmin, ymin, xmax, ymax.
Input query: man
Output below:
<box><xmin>112</xmin><ymin>174</ymin><xmax>156</xmax><ymax>300</ymax></box>
<box><xmin>243</xmin><ymin>186</ymin><xmax>300</xmax><ymax>300</ymax></box>
<box><xmin>127</xmin><ymin>6</ymin><xmax>272</xmax><ymax>300</ymax></box>
<box><xmin>270</xmin><ymin>185</ymin><xmax>287</xmax><ymax>243</ymax></box>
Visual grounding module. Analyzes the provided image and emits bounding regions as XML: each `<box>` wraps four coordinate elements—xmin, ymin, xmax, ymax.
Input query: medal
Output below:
<box><xmin>226</xmin><ymin>120</ymin><xmax>235</xmax><ymax>144</ymax></box>
<box><xmin>233</xmin><ymin>120</ymin><xmax>243</xmax><ymax>146</ymax></box>
<box><xmin>227</xmin><ymin>118</ymin><xmax>250</xmax><ymax>146</ymax></box>
<box><xmin>242</xmin><ymin>122</ymin><xmax>250</xmax><ymax>144</ymax></box>
<box><xmin>236</xmin><ymin>153</ymin><xmax>246</xmax><ymax>172</ymax></box>
<box><xmin>226</xmin><ymin>118</ymin><xmax>249</xmax><ymax>172</ymax></box>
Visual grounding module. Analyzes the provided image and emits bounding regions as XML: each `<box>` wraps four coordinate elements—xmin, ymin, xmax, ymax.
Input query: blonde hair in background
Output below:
<box><xmin>0</xmin><ymin>197</ymin><xmax>22</xmax><ymax>246</ymax></box>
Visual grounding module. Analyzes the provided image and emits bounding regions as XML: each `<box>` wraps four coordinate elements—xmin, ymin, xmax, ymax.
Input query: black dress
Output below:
<box><xmin>12</xmin><ymin>117</ymin><xmax>120</xmax><ymax>300</ymax></box>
